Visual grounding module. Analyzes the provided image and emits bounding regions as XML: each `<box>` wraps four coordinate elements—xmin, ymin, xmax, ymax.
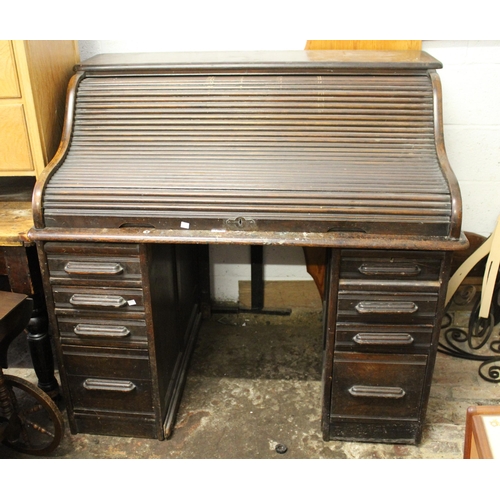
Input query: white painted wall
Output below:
<box><xmin>77</xmin><ymin>40</ymin><xmax>500</xmax><ymax>301</ymax></box>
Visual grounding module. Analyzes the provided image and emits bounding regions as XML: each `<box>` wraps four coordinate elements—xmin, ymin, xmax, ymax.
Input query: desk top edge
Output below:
<box><xmin>28</xmin><ymin>227</ymin><xmax>468</xmax><ymax>251</ymax></box>
<box><xmin>76</xmin><ymin>50</ymin><xmax>442</xmax><ymax>72</ymax></box>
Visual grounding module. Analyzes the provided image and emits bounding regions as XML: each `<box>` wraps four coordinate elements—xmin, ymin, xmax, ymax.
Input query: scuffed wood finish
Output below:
<box><xmin>28</xmin><ymin>226</ymin><xmax>469</xmax><ymax>250</ymax></box>
<box><xmin>0</xmin><ymin>201</ymin><xmax>33</xmax><ymax>245</ymax></box>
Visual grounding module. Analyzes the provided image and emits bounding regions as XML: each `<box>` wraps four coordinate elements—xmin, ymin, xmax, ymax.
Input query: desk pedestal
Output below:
<box><xmin>36</xmin><ymin>238</ymin><xmax>452</xmax><ymax>443</ymax></box>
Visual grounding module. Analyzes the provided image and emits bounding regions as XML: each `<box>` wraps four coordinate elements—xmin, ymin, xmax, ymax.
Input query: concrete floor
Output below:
<box><xmin>1</xmin><ymin>306</ymin><xmax>500</xmax><ymax>459</ymax></box>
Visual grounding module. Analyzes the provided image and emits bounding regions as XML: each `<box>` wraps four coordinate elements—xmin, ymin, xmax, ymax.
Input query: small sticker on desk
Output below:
<box><xmin>180</xmin><ymin>221</ymin><xmax>190</xmax><ymax>229</ymax></box>
<box><xmin>127</xmin><ymin>300</ymin><xmax>137</xmax><ymax>306</ymax></box>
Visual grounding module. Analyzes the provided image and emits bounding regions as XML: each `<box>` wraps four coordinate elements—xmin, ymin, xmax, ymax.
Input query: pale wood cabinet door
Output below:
<box><xmin>0</xmin><ymin>40</ymin><xmax>20</xmax><ymax>98</ymax></box>
<box><xmin>0</xmin><ymin>103</ymin><xmax>33</xmax><ymax>172</ymax></box>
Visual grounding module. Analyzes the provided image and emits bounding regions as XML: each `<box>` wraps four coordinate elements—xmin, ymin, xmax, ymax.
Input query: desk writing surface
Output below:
<box><xmin>0</xmin><ymin>201</ymin><xmax>33</xmax><ymax>246</ymax></box>
<box><xmin>0</xmin><ymin>177</ymin><xmax>35</xmax><ymax>246</ymax></box>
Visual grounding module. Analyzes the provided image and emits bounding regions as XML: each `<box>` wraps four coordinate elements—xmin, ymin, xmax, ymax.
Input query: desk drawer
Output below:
<box><xmin>331</xmin><ymin>352</ymin><xmax>427</xmax><ymax>420</ymax></box>
<box><xmin>47</xmin><ymin>254</ymin><xmax>142</xmax><ymax>285</ymax></box>
<box><xmin>335</xmin><ymin>323</ymin><xmax>433</xmax><ymax>352</ymax></box>
<box><xmin>340</xmin><ymin>250</ymin><xmax>443</xmax><ymax>281</ymax></box>
<box><xmin>62</xmin><ymin>345</ymin><xmax>151</xmax><ymax>378</ymax></box>
<box><xmin>53</xmin><ymin>286</ymin><xmax>145</xmax><ymax>313</ymax></box>
<box><xmin>337</xmin><ymin>290</ymin><xmax>438</xmax><ymax>324</ymax></box>
<box><xmin>67</xmin><ymin>374</ymin><xmax>154</xmax><ymax>414</ymax></box>
<box><xmin>58</xmin><ymin>316</ymin><xmax>148</xmax><ymax>347</ymax></box>
<box><xmin>62</xmin><ymin>346</ymin><xmax>153</xmax><ymax>414</ymax></box>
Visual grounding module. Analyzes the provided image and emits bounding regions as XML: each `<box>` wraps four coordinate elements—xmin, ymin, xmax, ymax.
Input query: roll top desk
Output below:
<box><xmin>30</xmin><ymin>50</ymin><xmax>468</xmax><ymax>444</ymax></box>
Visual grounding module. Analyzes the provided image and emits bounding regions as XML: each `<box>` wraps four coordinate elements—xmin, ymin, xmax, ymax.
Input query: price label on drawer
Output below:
<box><xmin>127</xmin><ymin>299</ymin><xmax>137</xmax><ymax>306</ymax></box>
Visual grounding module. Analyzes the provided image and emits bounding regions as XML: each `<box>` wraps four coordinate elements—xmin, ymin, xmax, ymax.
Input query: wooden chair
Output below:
<box><xmin>0</xmin><ymin>290</ymin><xmax>64</xmax><ymax>455</ymax></box>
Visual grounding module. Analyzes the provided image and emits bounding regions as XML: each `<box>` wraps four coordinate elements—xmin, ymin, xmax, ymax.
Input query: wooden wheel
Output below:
<box><xmin>1</xmin><ymin>375</ymin><xmax>64</xmax><ymax>456</ymax></box>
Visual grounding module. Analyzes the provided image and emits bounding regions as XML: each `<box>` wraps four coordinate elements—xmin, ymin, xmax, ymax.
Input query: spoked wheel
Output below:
<box><xmin>1</xmin><ymin>375</ymin><xmax>64</xmax><ymax>456</ymax></box>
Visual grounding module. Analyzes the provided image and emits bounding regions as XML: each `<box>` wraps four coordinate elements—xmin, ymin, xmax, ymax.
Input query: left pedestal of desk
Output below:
<box><xmin>37</xmin><ymin>241</ymin><xmax>202</xmax><ymax>440</ymax></box>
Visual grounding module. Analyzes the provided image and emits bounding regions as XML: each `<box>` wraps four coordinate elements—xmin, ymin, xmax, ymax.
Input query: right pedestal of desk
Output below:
<box><xmin>323</xmin><ymin>248</ymin><xmax>452</xmax><ymax>444</ymax></box>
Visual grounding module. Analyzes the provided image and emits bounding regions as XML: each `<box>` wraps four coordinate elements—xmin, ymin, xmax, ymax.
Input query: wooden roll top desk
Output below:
<box><xmin>30</xmin><ymin>50</ymin><xmax>468</xmax><ymax>444</ymax></box>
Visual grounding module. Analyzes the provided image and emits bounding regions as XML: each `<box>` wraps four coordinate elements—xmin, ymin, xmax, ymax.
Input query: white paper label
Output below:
<box><xmin>180</xmin><ymin>221</ymin><xmax>190</xmax><ymax>229</ymax></box>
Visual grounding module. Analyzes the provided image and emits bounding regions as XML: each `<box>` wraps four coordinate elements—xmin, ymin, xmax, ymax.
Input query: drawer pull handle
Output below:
<box><xmin>64</xmin><ymin>262</ymin><xmax>124</xmax><ymax>275</ymax></box>
<box><xmin>69</xmin><ymin>294</ymin><xmax>128</xmax><ymax>308</ymax></box>
<box><xmin>83</xmin><ymin>378</ymin><xmax>136</xmax><ymax>392</ymax></box>
<box><xmin>348</xmin><ymin>385</ymin><xmax>406</xmax><ymax>399</ymax></box>
<box><xmin>358</xmin><ymin>263</ymin><xmax>421</xmax><ymax>277</ymax></box>
<box><xmin>355</xmin><ymin>301</ymin><xmax>418</xmax><ymax>315</ymax></box>
<box><xmin>74</xmin><ymin>324</ymin><xmax>131</xmax><ymax>338</ymax></box>
<box><xmin>353</xmin><ymin>333</ymin><xmax>415</xmax><ymax>345</ymax></box>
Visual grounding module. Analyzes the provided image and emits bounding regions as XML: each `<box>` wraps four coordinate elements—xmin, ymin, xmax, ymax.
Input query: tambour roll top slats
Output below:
<box><xmin>40</xmin><ymin>51</ymin><xmax>458</xmax><ymax>237</ymax></box>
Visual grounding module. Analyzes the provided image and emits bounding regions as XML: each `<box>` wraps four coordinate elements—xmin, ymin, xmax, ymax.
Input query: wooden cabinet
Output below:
<box><xmin>0</xmin><ymin>40</ymin><xmax>79</xmax><ymax>177</ymax></box>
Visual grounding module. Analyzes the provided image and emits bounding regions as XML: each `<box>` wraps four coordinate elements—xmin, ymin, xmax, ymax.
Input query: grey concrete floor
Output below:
<box><xmin>1</xmin><ymin>308</ymin><xmax>500</xmax><ymax>459</ymax></box>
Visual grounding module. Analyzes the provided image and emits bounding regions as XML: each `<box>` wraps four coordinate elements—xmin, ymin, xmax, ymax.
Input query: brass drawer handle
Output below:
<box><xmin>69</xmin><ymin>294</ymin><xmax>128</xmax><ymax>308</ymax></box>
<box><xmin>358</xmin><ymin>263</ymin><xmax>421</xmax><ymax>277</ymax></box>
<box><xmin>64</xmin><ymin>262</ymin><xmax>124</xmax><ymax>275</ymax></box>
<box><xmin>353</xmin><ymin>333</ymin><xmax>415</xmax><ymax>345</ymax></box>
<box><xmin>83</xmin><ymin>378</ymin><xmax>136</xmax><ymax>392</ymax></box>
<box><xmin>74</xmin><ymin>324</ymin><xmax>131</xmax><ymax>338</ymax></box>
<box><xmin>348</xmin><ymin>385</ymin><xmax>406</xmax><ymax>399</ymax></box>
<box><xmin>355</xmin><ymin>301</ymin><xmax>418</xmax><ymax>315</ymax></box>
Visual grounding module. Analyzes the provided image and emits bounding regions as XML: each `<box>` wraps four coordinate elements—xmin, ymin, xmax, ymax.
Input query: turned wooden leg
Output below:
<box><xmin>3</xmin><ymin>246</ymin><xmax>59</xmax><ymax>397</ymax></box>
<box><xmin>26</xmin><ymin>296</ymin><xmax>59</xmax><ymax>398</ymax></box>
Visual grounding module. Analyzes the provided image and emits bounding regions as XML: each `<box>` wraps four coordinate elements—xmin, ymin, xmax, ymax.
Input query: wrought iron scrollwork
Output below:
<box><xmin>439</xmin><ymin>274</ymin><xmax>500</xmax><ymax>383</ymax></box>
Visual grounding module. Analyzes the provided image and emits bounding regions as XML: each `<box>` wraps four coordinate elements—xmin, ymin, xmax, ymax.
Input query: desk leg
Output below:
<box><xmin>26</xmin><ymin>301</ymin><xmax>59</xmax><ymax>397</ymax></box>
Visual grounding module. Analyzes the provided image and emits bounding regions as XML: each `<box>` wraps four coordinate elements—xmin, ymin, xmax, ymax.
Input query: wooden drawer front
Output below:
<box><xmin>335</xmin><ymin>324</ymin><xmax>433</xmax><ymax>352</ymax></box>
<box><xmin>62</xmin><ymin>346</ymin><xmax>153</xmax><ymax>414</ymax></box>
<box><xmin>58</xmin><ymin>317</ymin><xmax>148</xmax><ymax>347</ymax></box>
<box><xmin>331</xmin><ymin>352</ymin><xmax>427</xmax><ymax>420</ymax></box>
<box><xmin>53</xmin><ymin>286</ymin><xmax>145</xmax><ymax>313</ymax></box>
<box><xmin>62</xmin><ymin>345</ymin><xmax>151</xmax><ymax>378</ymax></box>
<box><xmin>337</xmin><ymin>290</ymin><xmax>438</xmax><ymax>324</ymax></box>
<box><xmin>47</xmin><ymin>255</ymin><xmax>142</xmax><ymax>285</ymax></box>
<box><xmin>67</xmin><ymin>374</ymin><xmax>153</xmax><ymax>414</ymax></box>
<box><xmin>340</xmin><ymin>250</ymin><xmax>443</xmax><ymax>282</ymax></box>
